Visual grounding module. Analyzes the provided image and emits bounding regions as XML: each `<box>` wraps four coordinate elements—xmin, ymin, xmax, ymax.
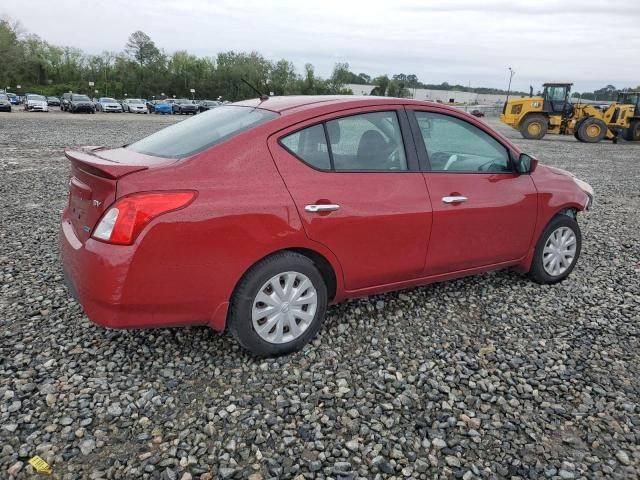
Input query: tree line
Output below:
<box><xmin>1</xmin><ymin>17</ymin><xmax>636</xmax><ymax>101</ymax></box>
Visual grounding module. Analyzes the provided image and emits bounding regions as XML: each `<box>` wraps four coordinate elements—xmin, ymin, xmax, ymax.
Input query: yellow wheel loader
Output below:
<box><xmin>500</xmin><ymin>83</ymin><xmax>639</xmax><ymax>143</ymax></box>
<box><xmin>615</xmin><ymin>91</ymin><xmax>640</xmax><ymax>141</ymax></box>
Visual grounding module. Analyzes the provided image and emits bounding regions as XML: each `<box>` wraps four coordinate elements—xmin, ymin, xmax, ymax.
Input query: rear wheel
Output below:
<box><xmin>529</xmin><ymin>215</ymin><xmax>581</xmax><ymax>284</ymax></box>
<box><xmin>576</xmin><ymin>117</ymin><xmax>607</xmax><ymax>143</ymax></box>
<box><xmin>623</xmin><ymin>120</ymin><xmax>640</xmax><ymax>141</ymax></box>
<box><xmin>229</xmin><ymin>252</ymin><xmax>328</xmax><ymax>356</ymax></box>
<box><xmin>520</xmin><ymin>115</ymin><xmax>548</xmax><ymax>140</ymax></box>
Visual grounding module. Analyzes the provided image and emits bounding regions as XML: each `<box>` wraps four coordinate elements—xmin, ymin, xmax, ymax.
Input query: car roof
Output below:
<box><xmin>234</xmin><ymin>95</ymin><xmax>447</xmax><ymax>115</ymax></box>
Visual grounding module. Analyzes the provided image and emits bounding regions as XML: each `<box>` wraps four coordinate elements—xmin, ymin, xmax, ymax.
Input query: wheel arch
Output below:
<box><xmin>211</xmin><ymin>246</ymin><xmax>343</xmax><ymax>332</ymax></box>
<box><xmin>516</xmin><ymin>202</ymin><xmax>584</xmax><ymax>274</ymax></box>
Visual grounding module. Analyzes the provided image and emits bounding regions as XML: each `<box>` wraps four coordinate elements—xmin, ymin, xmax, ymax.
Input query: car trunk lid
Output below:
<box><xmin>65</xmin><ymin>146</ymin><xmax>176</xmax><ymax>243</ymax></box>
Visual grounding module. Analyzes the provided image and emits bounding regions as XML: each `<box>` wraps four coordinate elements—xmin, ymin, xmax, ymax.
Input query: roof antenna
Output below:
<box><xmin>241</xmin><ymin>79</ymin><xmax>269</xmax><ymax>101</ymax></box>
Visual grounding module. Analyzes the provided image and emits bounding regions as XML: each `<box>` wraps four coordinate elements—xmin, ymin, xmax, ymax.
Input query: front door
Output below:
<box><xmin>409</xmin><ymin>109</ymin><xmax>538</xmax><ymax>275</ymax></box>
<box><xmin>268</xmin><ymin>108</ymin><xmax>433</xmax><ymax>291</ymax></box>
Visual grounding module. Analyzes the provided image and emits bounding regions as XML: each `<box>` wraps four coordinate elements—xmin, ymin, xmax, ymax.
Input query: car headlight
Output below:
<box><xmin>572</xmin><ymin>177</ymin><xmax>594</xmax><ymax>208</ymax></box>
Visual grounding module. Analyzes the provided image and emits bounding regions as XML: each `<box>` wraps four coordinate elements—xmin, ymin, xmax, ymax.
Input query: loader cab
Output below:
<box><xmin>617</xmin><ymin>91</ymin><xmax>640</xmax><ymax>116</ymax></box>
<box><xmin>542</xmin><ymin>83</ymin><xmax>573</xmax><ymax>116</ymax></box>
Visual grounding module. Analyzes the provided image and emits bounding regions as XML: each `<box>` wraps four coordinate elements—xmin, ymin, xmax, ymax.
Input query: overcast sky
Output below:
<box><xmin>3</xmin><ymin>0</ymin><xmax>639</xmax><ymax>92</ymax></box>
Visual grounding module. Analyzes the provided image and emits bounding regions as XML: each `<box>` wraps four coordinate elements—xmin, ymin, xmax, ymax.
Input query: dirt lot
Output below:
<box><xmin>0</xmin><ymin>109</ymin><xmax>639</xmax><ymax>479</ymax></box>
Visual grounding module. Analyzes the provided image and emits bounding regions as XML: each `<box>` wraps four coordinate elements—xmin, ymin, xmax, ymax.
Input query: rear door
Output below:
<box><xmin>268</xmin><ymin>107</ymin><xmax>433</xmax><ymax>291</ymax></box>
<box><xmin>407</xmin><ymin>108</ymin><xmax>537</xmax><ymax>275</ymax></box>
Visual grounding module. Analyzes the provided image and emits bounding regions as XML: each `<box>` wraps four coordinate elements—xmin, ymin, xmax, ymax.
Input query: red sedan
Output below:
<box><xmin>60</xmin><ymin>96</ymin><xmax>594</xmax><ymax>356</ymax></box>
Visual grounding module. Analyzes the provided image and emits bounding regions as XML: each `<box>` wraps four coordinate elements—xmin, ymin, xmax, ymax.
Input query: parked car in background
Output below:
<box><xmin>24</xmin><ymin>94</ymin><xmax>49</xmax><ymax>112</ymax></box>
<box><xmin>47</xmin><ymin>96</ymin><xmax>61</xmax><ymax>107</ymax></box>
<box><xmin>0</xmin><ymin>93</ymin><xmax>12</xmax><ymax>112</ymax></box>
<box><xmin>60</xmin><ymin>96</ymin><xmax>594</xmax><ymax>356</ymax></box>
<box><xmin>198</xmin><ymin>100</ymin><xmax>221</xmax><ymax>112</ymax></box>
<box><xmin>470</xmin><ymin>109</ymin><xmax>485</xmax><ymax>118</ymax></box>
<box><xmin>68</xmin><ymin>94</ymin><xmax>96</xmax><ymax>114</ymax></box>
<box><xmin>152</xmin><ymin>101</ymin><xmax>172</xmax><ymax>115</ymax></box>
<box><xmin>61</xmin><ymin>92</ymin><xmax>72</xmax><ymax>111</ymax></box>
<box><xmin>7</xmin><ymin>93</ymin><xmax>19</xmax><ymax>105</ymax></box>
<box><xmin>123</xmin><ymin>98</ymin><xmax>148</xmax><ymax>114</ymax></box>
<box><xmin>96</xmin><ymin>97</ymin><xmax>123</xmax><ymax>113</ymax></box>
<box><xmin>172</xmin><ymin>98</ymin><xmax>198</xmax><ymax>115</ymax></box>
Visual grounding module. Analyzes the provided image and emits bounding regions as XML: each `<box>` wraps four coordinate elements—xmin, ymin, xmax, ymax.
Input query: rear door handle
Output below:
<box><xmin>305</xmin><ymin>204</ymin><xmax>340</xmax><ymax>213</ymax></box>
<box><xmin>442</xmin><ymin>196</ymin><xmax>468</xmax><ymax>204</ymax></box>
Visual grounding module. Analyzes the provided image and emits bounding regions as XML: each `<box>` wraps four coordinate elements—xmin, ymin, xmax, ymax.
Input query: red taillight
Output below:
<box><xmin>92</xmin><ymin>191</ymin><xmax>195</xmax><ymax>245</ymax></box>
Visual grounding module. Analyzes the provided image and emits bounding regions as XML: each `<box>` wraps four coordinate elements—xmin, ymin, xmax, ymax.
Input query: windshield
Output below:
<box><xmin>0</xmin><ymin>94</ymin><xmax>8</xmax><ymax>100</ymax></box>
<box><xmin>176</xmin><ymin>99</ymin><xmax>190</xmax><ymax>104</ymax></box>
<box><xmin>48</xmin><ymin>97</ymin><xmax>59</xmax><ymax>100</ymax></box>
<box><xmin>127</xmin><ymin>106</ymin><xmax>278</xmax><ymax>158</ymax></box>
<box><xmin>100</xmin><ymin>97</ymin><xmax>117</xmax><ymax>103</ymax></box>
<box><xmin>72</xmin><ymin>95</ymin><xmax>90</xmax><ymax>101</ymax></box>
<box><xmin>128</xmin><ymin>99</ymin><xmax>143</xmax><ymax>103</ymax></box>
<box><xmin>28</xmin><ymin>95</ymin><xmax>46</xmax><ymax>101</ymax></box>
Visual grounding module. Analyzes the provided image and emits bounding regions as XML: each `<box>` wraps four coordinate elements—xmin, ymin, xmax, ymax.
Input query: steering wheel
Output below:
<box><xmin>442</xmin><ymin>154</ymin><xmax>458</xmax><ymax>171</ymax></box>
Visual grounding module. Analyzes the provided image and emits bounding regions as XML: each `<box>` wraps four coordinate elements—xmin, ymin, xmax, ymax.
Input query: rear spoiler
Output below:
<box><xmin>65</xmin><ymin>147</ymin><xmax>149</xmax><ymax>179</ymax></box>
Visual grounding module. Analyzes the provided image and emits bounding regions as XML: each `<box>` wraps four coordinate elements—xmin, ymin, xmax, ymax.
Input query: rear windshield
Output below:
<box><xmin>127</xmin><ymin>105</ymin><xmax>278</xmax><ymax>158</ymax></box>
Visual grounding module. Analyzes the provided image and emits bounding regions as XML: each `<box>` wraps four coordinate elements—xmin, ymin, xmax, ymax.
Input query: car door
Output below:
<box><xmin>407</xmin><ymin>108</ymin><xmax>537</xmax><ymax>275</ymax></box>
<box><xmin>268</xmin><ymin>107</ymin><xmax>433</xmax><ymax>291</ymax></box>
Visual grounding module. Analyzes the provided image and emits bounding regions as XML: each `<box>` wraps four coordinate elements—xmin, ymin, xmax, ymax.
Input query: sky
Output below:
<box><xmin>3</xmin><ymin>0</ymin><xmax>639</xmax><ymax>92</ymax></box>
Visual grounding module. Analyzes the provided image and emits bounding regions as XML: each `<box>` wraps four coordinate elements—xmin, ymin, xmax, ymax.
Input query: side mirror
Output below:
<box><xmin>514</xmin><ymin>153</ymin><xmax>538</xmax><ymax>173</ymax></box>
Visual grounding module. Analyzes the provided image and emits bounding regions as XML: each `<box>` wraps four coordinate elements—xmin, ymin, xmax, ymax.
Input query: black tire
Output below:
<box><xmin>520</xmin><ymin>115</ymin><xmax>548</xmax><ymax>140</ymax></box>
<box><xmin>228</xmin><ymin>251</ymin><xmax>328</xmax><ymax>356</ymax></box>
<box><xmin>576</xmin><ymin>117</ymin><xmax>607</xmax><ymax>143</ymax></box>
<box><xmin>623</xmin><ymin>120</ymin><xmax>640</xmax><ymax>141</ymax></box>
<box><xmin>529</xmin><ymin>215</ymin><xmax>582</xmax><ymax>284</ymax></box>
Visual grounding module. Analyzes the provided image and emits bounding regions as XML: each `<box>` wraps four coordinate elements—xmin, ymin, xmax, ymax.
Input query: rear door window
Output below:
<box><xmin>327</xmin><ymin>111</ymin><xmax>407</xmax><ymax>171</ymax></box>
<box><xmin>279</xmin><ymin>111</ymin><xmax>408</xmax><ymax>172</ymax></box>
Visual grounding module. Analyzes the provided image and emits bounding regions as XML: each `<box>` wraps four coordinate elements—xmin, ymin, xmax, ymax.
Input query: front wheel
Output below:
<box><xmin>228</xmin><ymin>252</ymin><xmax>328</xmax><ymax>356</ymax></box>
<box><xmin>576</xmin><ymin>117</ymin><xmax>607</xmax><ymax>143</ymax></box>
<box><xmin>529</xmin><ymin>215</ymin><xmax>582</xmax><ymax>284</ymax></box>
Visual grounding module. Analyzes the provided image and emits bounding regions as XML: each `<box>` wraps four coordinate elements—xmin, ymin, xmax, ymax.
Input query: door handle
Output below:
<box><xmin>442</xmin><ymin>196</ymin><xmax>468</xmax><ymax>204</ymax></box>
<box><xmin>305</xmin><ymin>204</ymin><xmax>340</xmax><ymax>213</ymax></box>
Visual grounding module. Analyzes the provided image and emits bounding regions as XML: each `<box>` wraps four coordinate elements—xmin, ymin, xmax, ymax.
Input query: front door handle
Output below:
<box><xmin>305</xmin><ymin>204</ymin><xmax>340</xmax><ymax>213</ymax></box>
<box><xmin>442</xmin><ymin>196</ymin><xmax>468</xmax><ymax>204</ymax></box>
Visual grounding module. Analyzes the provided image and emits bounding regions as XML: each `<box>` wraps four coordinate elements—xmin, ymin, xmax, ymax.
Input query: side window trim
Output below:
<box><xmin>277</xmin><ymin>108</ymin><xmax>420</xmax><ymax>173</ymax></box>
<box><xmin>406</xmin><ymin>108</ymin><xmax>516</xmax><ymax>173</ymax></box>
<box><xmin>322</xmin><ymin>122</ymin><xmax>336</xmax><ymax>170</ymax></box>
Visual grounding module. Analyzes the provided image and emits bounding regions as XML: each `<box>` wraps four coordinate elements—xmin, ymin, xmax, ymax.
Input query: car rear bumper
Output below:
<box><xmin>60</xmin><ymin>210</ymin><xmax>225</xmax><ymax>330</ymax></box>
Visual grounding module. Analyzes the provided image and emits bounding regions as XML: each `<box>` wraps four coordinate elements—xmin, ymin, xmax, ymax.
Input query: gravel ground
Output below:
<box><xmin>1</xmin><ymin>110</ymin><xmax>639</xmax><ymax>479</ymax></box>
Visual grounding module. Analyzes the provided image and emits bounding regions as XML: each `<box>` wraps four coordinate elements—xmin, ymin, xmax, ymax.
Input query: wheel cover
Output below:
<box><xmin>528</xmin><ymin>122</ymin><xmax>541</xmax><ymax>135</ymax></box>
<box><xmin>586</xmin><ymin>124</ymin><xmax>601</xmax><ymax>137</ymax></box>
<box><xmin>251</xmin><ymin>271</ymin><xmax>318</xmax><ymax>344</ymax></box>
<box><xmin>543</xmin><ymin>226</ymin><xmax>577</xmax><ymax>276</ymax></box>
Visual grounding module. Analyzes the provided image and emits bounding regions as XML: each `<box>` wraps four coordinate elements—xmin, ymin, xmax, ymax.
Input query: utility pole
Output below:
<box><xmin>506</xmin><ymin>67</ymin><xmax>515</xmax><ymax>104</ymax></box>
